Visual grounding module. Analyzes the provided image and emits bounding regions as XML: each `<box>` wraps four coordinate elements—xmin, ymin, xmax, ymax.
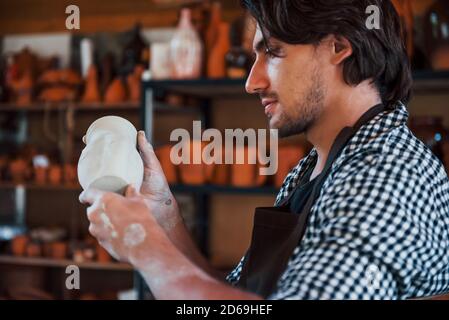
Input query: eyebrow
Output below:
<box><xmin>253</xmin><ymin>39</ymin><xmax>267</xmax><ymax>54</ymax></box>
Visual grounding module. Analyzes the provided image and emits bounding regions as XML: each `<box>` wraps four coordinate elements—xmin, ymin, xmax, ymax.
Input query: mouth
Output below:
<box><xmin>262</xmin><ymin>99</ymin><xmax>278</xmax><ymax>117</ymax></box>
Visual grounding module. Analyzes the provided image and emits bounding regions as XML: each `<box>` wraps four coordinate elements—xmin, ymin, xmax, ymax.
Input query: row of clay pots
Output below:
<box><xmin>82</xmin><ymin>65</ymin><xmax>144</xmax><ymax>104</ymax></box>
<box><xmin>10</xmin><ymin>235</ymin><xmax>111</xmax><ymax>263</ymax></box>
<box><xmin>2</xmin><ymin>159</ymin><xmax>78</xmax><ymax>185</ymax></box>
<box><xmin>155</xmin><ymin>142</ymin><xmax>306</xmax><ymax>188</ymax></box>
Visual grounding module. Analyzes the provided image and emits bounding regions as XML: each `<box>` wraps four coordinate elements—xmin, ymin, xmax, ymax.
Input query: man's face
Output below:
<box><xmin>246</xmin><ymin>27</ymin><xmax>328</xmax><ymax>138</ymax></box>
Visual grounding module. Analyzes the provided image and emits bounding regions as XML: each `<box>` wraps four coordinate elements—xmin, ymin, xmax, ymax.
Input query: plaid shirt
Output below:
<box><xmin>226</xmin><ymin>102</ymin><xmax>449</xmax><ymax>300</ymax></box>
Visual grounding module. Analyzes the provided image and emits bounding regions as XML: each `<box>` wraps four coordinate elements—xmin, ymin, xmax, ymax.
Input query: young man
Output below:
<box><xmin>80</xmin><ymin>0</ymin><xmax>449</xmax><ymax>300</ymax></box>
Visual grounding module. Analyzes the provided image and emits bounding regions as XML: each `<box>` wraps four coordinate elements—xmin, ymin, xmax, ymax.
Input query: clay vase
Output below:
<box><xmin>96</xmin><ymin>243</ymin><xmax>112</xmax><ymax>263</ymax></box>
<box><xmin>50</xmin><ymin>241</ymin><xmax>67</xmax><ymax>259</ymax></box>
<box><xmin>82</xmin><ymin>65</ymin><xmax>101</xmax><ymax>103</ymax></box>
<box><xmin>11</xmin><ymin>235</ymin><xmax>29</xmax><ymax>256</ymax></box>
<box><xmin>26</xmin><ymin>242</ymin><xmax>42</xmax><ymax>257</ymax></box>
<box><xmin>13</xmin><ymin>72</ymin><xmax>33</xmax><ymax>105</ymax></box>
<box><xmin>155</xmin><ymin>145</ymin><xmax>178</xmax><ymax>185</ymax></box>
<box><xmin>170</xmin><ymin>8</ymin><xmax>203</xmax><ymax>79</ymax></box>
<box><xmin>63</xmin><ymin>163</ymin><xmax>77</xmax><ymax>185</ymax></box>
<box><xmin>178</xmin><ymin>140</ymin><xmax>214</xmax><ymax>185</ymax></box>
<box><xmin>126</xmin><ymin>65</ymin><xmax>144</xmax><ymax>102</ymax></box>
<box><xmin>275</xmin><ymin>145</ymin><xmax>305</xmax><ymax>187</ymax></box>
<box><xmin>48</xmin><ymin>165</ymin><xmax>62</xmax><ymax>185</ymax></box>
<box><xmin>34</xmin><ymin>167</ymin><xmax>47</xmax><ymax>185</ymax></box>
<box><xmin>207</xmin><ymin>22</ymin><xmax>231</xmax><ymax>79</ymax></box>
<box><xmin>9</xmin><ymin>158</ymin><xmax>30</xmax><ymax>183</ymax></box>
<box><xmin>104</xmin><ymin>78</ymin><xmax>126</xmax><ymax>104</ymax></box>
<box><xmin>212</xmin><ymin>147</ymin><xmax>230</xmax><ymax>186</ymax></box>
<box><xmin>391</xmin><ymin>0</ymin><xmax>414</xmax><ymax>60</ymax></box>
<box><xmin>231</xmin><ymin>146</ymin><xmax>261</xmax><ymax>187</ymax></box>
<box><xmin>78</xmin><ymin>116</ymin><xmax>144</xmax><ymax>194</ymax></box>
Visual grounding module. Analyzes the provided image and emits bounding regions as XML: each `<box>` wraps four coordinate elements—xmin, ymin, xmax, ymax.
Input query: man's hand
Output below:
<box><xmin>79</xmin><ymin>185</ymin><xmax>167</xmax><ymax>264</ymax></box>
<box><xmin>136</xmin><ymin>131</ymin><xmax>183</xmax><ymax>231</ymax></box>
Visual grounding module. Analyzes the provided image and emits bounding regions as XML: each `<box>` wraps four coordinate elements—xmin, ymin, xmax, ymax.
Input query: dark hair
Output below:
<box><xmin>242</xmin><ymin>0</ymin><xmax>413</xmax><ymax>107</ymax></box>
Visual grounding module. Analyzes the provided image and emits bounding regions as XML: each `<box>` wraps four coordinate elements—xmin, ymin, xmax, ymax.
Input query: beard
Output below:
<box><xmin>274</xmin><ymin>68</ymin><xmax>326</xmax><ymax>138</ymax></box>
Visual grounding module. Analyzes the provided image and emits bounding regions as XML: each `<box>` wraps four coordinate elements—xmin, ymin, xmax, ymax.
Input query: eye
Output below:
<box><xmin>264</xmin><ymin>47</ymin><xmax>281</xmax><ymax>59</ymax></box>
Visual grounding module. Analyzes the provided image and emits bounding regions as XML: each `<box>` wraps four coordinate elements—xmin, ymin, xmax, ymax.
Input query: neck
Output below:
<box><xmin>305</xmin><ymin>84</ymin><xmax>381</xmax><ymax>179</ymax></box>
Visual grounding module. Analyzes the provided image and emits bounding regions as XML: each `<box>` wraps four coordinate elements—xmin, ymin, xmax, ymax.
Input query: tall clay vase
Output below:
<box><xmin>104</xmin><ymin>78</ymin><xmax>126</xmax><ymax>104</ymax></box>
<box><xmin>207</xmin><ymin>22</ymin><xmax>231</xmax><ymax>79</ymax></box>
<box><xmin>155</xmin><ymin>145</ymin><xmax>178</xmax><ymax>185</ymax></box>
<box><xmin>82</xmin><ymin>65</ymin><xmax>101</xmax><ymax>103</ymax></box>
<box><xmin>127</xmin><ymin>65</ymin><xmax>144</xmax><ymax>102</ymax></box>
<box><xmin>170</xmin><ymin>8</ymin><xmax>203</xmax><ymax>79</ymax></box>
<box><xmin>391</xmin><ymin>0</ymin><xmax>414</xmax><ymax>60</ymax></box>
<box><xmin>78</xmin><ymin>116</ymin><xmax>144</xmax><ymax>194</ymax></box>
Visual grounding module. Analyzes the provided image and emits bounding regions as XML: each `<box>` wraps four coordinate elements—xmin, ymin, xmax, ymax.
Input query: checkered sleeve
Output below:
<box><xmin>269</xmin><ymin>148</ymin><xmax>449</xmax><ymax>299</ymax></box>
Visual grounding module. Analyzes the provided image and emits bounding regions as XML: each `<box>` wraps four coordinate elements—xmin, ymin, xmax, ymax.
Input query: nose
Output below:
<box><xmin>245</xmin><ymin>58</ymin><xmax>270</xmax><ymax>95</ymax></box>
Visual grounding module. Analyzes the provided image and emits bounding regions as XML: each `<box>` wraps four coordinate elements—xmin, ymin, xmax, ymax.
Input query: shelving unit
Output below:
<box><xmin>0</xmin><ymin>255</ymin><xmax>133</xmax><ymax>271</ymax></box>
<box><xmin>1</xmin><ymin>71</ymin><xmax>449</xmax><ymax>299</ymax></box>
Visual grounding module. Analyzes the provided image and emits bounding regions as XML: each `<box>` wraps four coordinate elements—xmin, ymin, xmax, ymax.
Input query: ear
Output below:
<box><xmin>330</xmin><ymin>35</ymin><xmax>353</xmax><ymax>65</ymax></box>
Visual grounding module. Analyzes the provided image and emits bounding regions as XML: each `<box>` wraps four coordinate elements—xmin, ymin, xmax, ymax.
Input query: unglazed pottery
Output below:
<box><xmin>77</xmin><ymin>116</ymin><xmax>144</xmax><ymax>194</ymax></box>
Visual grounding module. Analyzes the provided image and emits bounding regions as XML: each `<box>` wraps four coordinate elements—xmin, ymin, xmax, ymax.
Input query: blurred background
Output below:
<box><xmin>0</xmin><ymin>0</ymin><xmax>448</xmax><ymax>300</ymax></box>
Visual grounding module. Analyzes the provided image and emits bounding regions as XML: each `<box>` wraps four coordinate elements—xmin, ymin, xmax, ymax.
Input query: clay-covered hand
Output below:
<box><xmin>79</xmin><ymin>185</ymin><xmax>166</xmax><ymax>264</ymax></box>
<box><xmin>136</xmin><ymin>131</ymin><xmax>183</xmax><ymax>231</ymax></box>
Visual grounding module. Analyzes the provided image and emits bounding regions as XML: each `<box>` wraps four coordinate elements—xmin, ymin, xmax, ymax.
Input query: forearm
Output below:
<box><xmin>159</xmin><ymin>196</ymin><xmax>225</xmax><ymax>280</ymax></box>
<box><xmin>130</xmin><ymin>230</ymin><xmax>261</xmax><ymax>300</ymax></box>
<box><xmin>167</xmin><ymin>219</ymin><xmax>227</xmax><ymax>281</ymax></box>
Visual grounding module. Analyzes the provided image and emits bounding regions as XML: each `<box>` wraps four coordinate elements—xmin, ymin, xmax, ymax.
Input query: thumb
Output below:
<box><xmin>138</xmin><ymin>131</ymin><xmax>156</xmax><ymax>165</ymax></box>
<box><xmin>125</xmin><ymin>184</ymin><xmax>140</xmax><ymax>198</ymax></box>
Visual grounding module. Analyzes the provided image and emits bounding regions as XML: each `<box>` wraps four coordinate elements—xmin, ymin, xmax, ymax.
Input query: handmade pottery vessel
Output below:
<box><xmin>77</xmin><ymin>116</ymin><xmax>144</xmax><ymax>194</ymax></box>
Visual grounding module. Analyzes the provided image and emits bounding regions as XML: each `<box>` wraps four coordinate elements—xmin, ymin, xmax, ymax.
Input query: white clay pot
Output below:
<box><xmin>77</xmin><ymin>116</ymin><xmax>144</xmax><ymax>194</ymax></box>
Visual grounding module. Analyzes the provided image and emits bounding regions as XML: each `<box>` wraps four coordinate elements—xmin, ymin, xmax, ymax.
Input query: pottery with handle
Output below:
<box><xmin>77</xmin><ymin>116</ymin><xmax>144</xmax><ymax>194</ymax></box>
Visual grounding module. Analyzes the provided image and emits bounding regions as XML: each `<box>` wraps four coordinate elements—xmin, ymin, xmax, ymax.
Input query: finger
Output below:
<box><xmin>86</xmin><ymin>203</ymin><xmax>102</xmax><ymax>224</ymax></box>
<box><xmin>125</xmin><ymin>184</ymin><xmax>139</xmax><ymax>198</ymax></box>
<box><xmin>137</xmin><ymin>131</ymin><xmax>158</xmax><ymax>166</ymax></box>
<box><xmin>79</xmin><ymin>188</ymin><xmax>105</xmax><ymax>205</ymax></box>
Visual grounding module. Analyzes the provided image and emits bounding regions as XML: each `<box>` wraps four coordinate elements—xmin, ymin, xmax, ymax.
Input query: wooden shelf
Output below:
<box><xmin>144</xmin><ymin>78</ymin><xmax>250</xmax><ymax>98</ymax></box>
<box><xmin>0</xmin><ymin>255</ymin><xmax>133</xmax><ymax>271</ymax></box>
<box><xmin>170</xmin><ymin>184</ymin><xmax>278</xmax><ymax>195</ymax></box>
<box><xmin>0</xmin><ymin>183</ymin><xmax>81</xmax><ymax>191</ymax></box>
<box><xmin>0</xmin><ymin>102</ymin><xmax>139</xmax><ymax>112</ymax></box>
<box><xmin>0</xmin><ymin>182</ymin><xmax>278</xmax><ymax>195</ymax></box>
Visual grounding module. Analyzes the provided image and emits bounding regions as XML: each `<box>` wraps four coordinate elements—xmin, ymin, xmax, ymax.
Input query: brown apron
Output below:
<box><xmin>237</xmin><ymin>104</ymin><xmax>387</xmax><ymax>298</ymax></box>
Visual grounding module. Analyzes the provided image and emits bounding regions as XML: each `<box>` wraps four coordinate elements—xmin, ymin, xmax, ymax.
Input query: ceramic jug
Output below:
<box><xmin>77</xmin><ymin>116</ymin><xmax>144</xmax><ymax>194</ymax></box>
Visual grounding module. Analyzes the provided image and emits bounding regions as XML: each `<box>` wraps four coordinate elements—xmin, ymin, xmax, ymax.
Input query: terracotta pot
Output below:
<box><xmin>82</xmin><ymin>65</ymin><xmax>101</xmax><ymax>103</ymax></box>
<box><xmin>104</xmin><ymin>78</ymin><xmax>126</xmax><ymax>104</ymax></box>
<box><xmin>9</xmin><ymin>158</ymin><xmax>30</xmax><ymax>183</ymax></box>
<box><xmin>391</xmin><ymin>0</ymin><xmax>414</xmax><ymax>59</ymax></box>
<box><xmin>26</xmin><ymin>242</ymin><xmax>42</xmax><ymax>257</ymax></box>
<box><xmin>231</xmin><ymin>146</ymin><xmax>259</xmax><ymax>187</ymax></box>
<box><xmin>38</xmin><ymin>87</ymin><xmax>76</xmax><ymax>102</ymax></box>
<box><xmin>50</xmin><ymin>241</ymin><xmax>67</xmax><ymax>259</ymax></box>
<box><xmin>212</xmin><ymin>163</ymin><xmax>229</xmax><ymax>185</ymax></box>
<box><xmin>96</xmin><ymin>243</ymin><xmax>112</xmax><ymax>263</ymax></box>
<box><xmin>48</xmin><ymin>165</ymin><xmax>62</xmax><ymax>185</ymax></box>
<box><xmin>127</xmin><ymin>65</ymin><xmax>144</xmax><ymax>102</ymax></box>
<box><xmin>178</xmin><ymin>140</ymin><xmax>214</xmax><ymax>185</ymax></box>
<box><xmin>155</xmin><ymin>145</ymin><xmax>178</xmax><ymax>185</ymax></box>
<box><xmin>275</xmin><ymin>145</ymin><xmax>305</xmax><ymax>187</ymax></box>
<box><xmin>207</xmin><ymin>22</ymin><xmax>231</xmax><ymax>79</ymax></box>
<box><xmin>11</xmin><ymin>235</ymin><xmax>29</xmax><ymax>256</ymax></box>
<box><xmin>34</xmin><ymin>167</ymin><xmax>47</xmax><ymax>185</ymax></box>
<box><xmin>63</xmin><ymin>163</ymin><xmax>77</xmax><ymax>185</ymax></box>
<box><xmin>78</xmin><ymin>116</ymin><xmax>144</xmax><ymax>194</ymax></box>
